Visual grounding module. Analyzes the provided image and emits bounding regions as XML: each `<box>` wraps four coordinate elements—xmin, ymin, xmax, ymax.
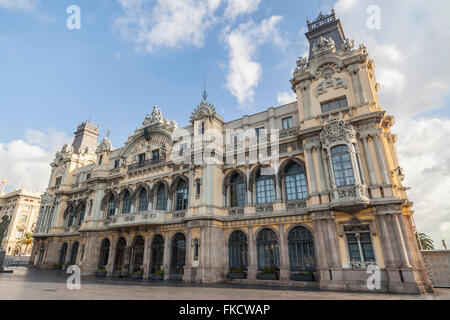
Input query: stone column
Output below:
<box><xmin>376</xmin><ymin>214</ymin><xmax>396</xmax><ymax>268</ymax></box>
<box><xmin>392</xmin><ymin>214</ymin><xmax>412</xmax><ymax>268</ymax></box>
<box><xmin>316</xmin><ymin>148</ymin><xmax>327</xmax><ymax>193</ymax></box>
<box><xmin>162</xmin><ymin>231</ymin><xmax>171</xmax><ymax>280</ymax></box>
<box><xmin>183</xmin><ymin>227</ymin><xmax>193</xmax><ymax>282</ymax></box>
<box><xmin>278</xmin><ymin>224</ymin><xmax>289</xmax><ymax>281</ymax></box>
<box><xmin>275</xmin><ymin>174</ymin><xmax>282</xmax><ymax>201</ymax></box>
<box><xmin>361</xmin><ymin>135</ymin><xmax>377</xmax><ymax>186</ymax></box>
<box><xmin>142</xmin><ymin>232</ymin><xmax>151</xmax><ymax>279</ymax></box>
<box><xmin>106</xmin><ymin>236</ymin><xmax>116</xmax><ymax>275</ymax></box>
<box><xmin>312</xmin><ymin>217</ymin><xmax>328</xmax><ymax>269</ymax></box>
<box><xmin>305</xmin><ymin>147</ymin><xmax>318</xmax><ymax>195</ymax></box>
<box><xmin>373</xmin><ymin>133</ymin><xmax>390</xmax><ymax>185</ymax></box>
<box><xmin>247</xmin><ymin>226</ymin><xmax>257</xmax><ymax>280</ymax></box>
<box><xmin>326</xmin><ymin>218</ymin><xmax>340</xmax><ymax>268</ymax></box>
<box><xmin>246</xmin><ymin>166</ymin><xmax>252</xmax><ymax>205</ymax></box>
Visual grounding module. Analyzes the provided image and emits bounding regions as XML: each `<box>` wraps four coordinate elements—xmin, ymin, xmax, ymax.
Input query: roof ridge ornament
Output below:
<box><xmin>142</xmin><ymin>105</ymin><xmax>177</xmax><ymax>128</ymax></box>
<box><xmin>190</xmin><ymin>95</ymin><xmax>217</xmax><ymax>124</ymax></box>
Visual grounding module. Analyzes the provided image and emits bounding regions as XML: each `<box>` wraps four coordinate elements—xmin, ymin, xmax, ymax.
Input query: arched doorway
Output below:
<box><xmin>114</xmin><ymin>237</ymin><xmax>126</xmax><ymax>272</ymax></box>
<box><xmin>170</xmin><ymin>233</ymin><xmax>186</xmax><ymax>280</ymax></box>
<box><xmin>98</xmin><ymin>238</ymin><xmax>110</xmax><ymax>269</ymax></box>
<box><xmin>69</xmin><ymin>242</ymin><xmax>79</xmax><ymax>265</ymax></box>
<box><xmin>150</xmin><ymin>235</ymin><xmax>164</xmax><ymax>274</ymax></box>
<box><xmin>256</xmin><ymin>229</ymin><xmax>280</xmax><ymax>271</ymax></box>
<box><xmin>132</xmin><ymin>236</ymin><xmax>145</xmax><ymax>273</ymax></box>
<box><xmin>288</xmin><ymin>226</ymin><xmax>316</xmax><ymax>272</ymax></box>
<box><xmin>59</xmin><ymin>243</ymin><xmax>68</xmax><ymax>265</ymax></box>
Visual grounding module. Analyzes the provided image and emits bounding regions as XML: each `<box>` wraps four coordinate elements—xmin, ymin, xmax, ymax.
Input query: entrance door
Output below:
<box><xmin>170</xmin><ymin>233</ymin><xmax>186</xmax><ymax>280</ymax></box>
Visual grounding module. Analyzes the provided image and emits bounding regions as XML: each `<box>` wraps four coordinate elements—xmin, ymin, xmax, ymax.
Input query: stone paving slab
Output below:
<box><xmin>0</xmin><ymin>267</ymin><xmax>448</xmax><ymax>300</ymax></box>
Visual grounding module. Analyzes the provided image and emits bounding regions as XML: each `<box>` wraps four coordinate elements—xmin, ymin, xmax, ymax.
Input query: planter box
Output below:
<box><xmin>112</xmin><ymin>272</ymin><xmax>122</xmax><ymax>278</ymax></box>
<box><xmin>150</xmin><ymin>274</ymin><xmax>164</xmax><ymax>280</ymax></box>
<box><xmin>257</xmin><ymin>273</ymin><xmax>278</xmax><ymax>280</ymax></box>
<box><xmin>131</xmin><ymin>273</ymin><xmax>143</xmax><ymax>279</ymax></box>
<box><xmin>96</xmin><ymin>272</ymin><xmax>107</xmax><ymax>277</ymax></box>
<box><xmin>292</xmin><ymin>273</ymin><xmax>314</xmax><ymax>282</ymax></box>
<box><xmin>227</xmin><ymin>272</ymin><xmax>246</xmax><ymax>279</ymax></box>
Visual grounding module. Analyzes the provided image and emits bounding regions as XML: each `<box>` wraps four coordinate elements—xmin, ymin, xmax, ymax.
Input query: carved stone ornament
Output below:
<box><xmin>312</xmin><ymin>36</ymin><xmax>336</xmax><ymax>57</ymax></box>
<box><xmin>342</xmin><ymin>39</ymin><xmax>355</xmax><ymax>51</ymax></box>
<box><xmin>41</xmin><ymin>192</ymin><xmax>56</xmax><ymax>207</ymax></box>
<box><xmin>190</xmin><ymin>99</ymin><xmax>217</xmax><ymax>123</ymax></box>
<box><xmin>97</xmin><ymin>137</ymin><xmax>113</xmax><ymax>153</ymax></box>
<box><xmin>319</xmin><ymin>117</ymin><xmax>357</xmax><ymax>149</ymax></box>
<box><xmin>315</xmin><ymin>67</ymin><xmax>347</xmax><ymax>97</ymax></box>
<box><xmin>142</xmin><ymin>105</ymin><xmax>177</xmax><ymax>128</ymax></box>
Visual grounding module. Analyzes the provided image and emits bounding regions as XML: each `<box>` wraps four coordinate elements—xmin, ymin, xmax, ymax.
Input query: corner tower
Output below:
<box><xmin>290</xmin><ymin>10</ymin><xmax>433</xmax><ymax>294</ymax></box>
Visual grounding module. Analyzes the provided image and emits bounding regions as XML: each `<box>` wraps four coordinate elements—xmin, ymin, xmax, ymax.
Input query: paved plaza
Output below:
<box><xmin>0</xmin><ymin>267</ymin><xmax>448</xmax><ymax>300</ymax></box>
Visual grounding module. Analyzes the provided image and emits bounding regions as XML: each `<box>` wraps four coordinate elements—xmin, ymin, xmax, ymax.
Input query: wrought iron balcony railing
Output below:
<box><xmin>128</xmin><ymin>156</ymin><xmax>166</xmax><ymax>172</ymax></box>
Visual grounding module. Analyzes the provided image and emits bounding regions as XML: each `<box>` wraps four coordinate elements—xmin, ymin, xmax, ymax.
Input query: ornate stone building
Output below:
<box><xmin>31</xmin><ymin>11</ymin><xmax>433</xmax><ymax>294</ymax></box>
<box><xmin>0</xmin><ymin>189</ymin><xmax>41</xmax><ymax>255</ymax></box>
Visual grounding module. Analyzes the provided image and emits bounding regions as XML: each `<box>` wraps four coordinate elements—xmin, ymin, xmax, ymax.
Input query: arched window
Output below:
<box><xmin>138</xmin><ymin>188</ymin><xmax>148</xmax><ymax>212</ymax></box>
<box><xmin>67</xmin><ymin>206</ymin><xmax>75</xmax><ymax>227</ymax></box>
<box><xmin>77</xmin><ymin>204</ymin><xmax>86</xmax><ymax>226</ymax></box>
<box><xmin>288</xmin><ymin>226</ymin><xmax>316</xmax><ymax>271</ymax></box>
<box><xmin>199</xmin><ymin>122</ymin><xmax>205</xmax><ymax>135</ymax></box>
<box><xmin>230</xmin><ymin>174</ymin><xmax>245</xmax><ymax>207</ymax></box>
<box><xmin>69</xmin><ymin>242</ymin><xmax>79</xmax><ymax>265</ymax></box>
<box><xmin>229</xmin><ymin>231</ymin><xmax>248</xmax><ymax>271</ymax></box>
<box><xmin>256</xmin><ymin>174</ymin><xmax>275</xmax><ymax>204</ymax></box>
<box><xmin>98</xmin><ymin>238</ymin><xmax>110</xmax><ymax>269</ymax></box>
<box><xmin>170</xmin><ymin>233</ymin><xmax>186</xmax><ymax>278</ymax></box>
<box><xmin>285</xmin><ymin>163</ymin><xmax>308</xmax><ymax>200</ymax></box>
<box><xmin>59</xmin><ymin>242</ymin><xmax>68</xmax><ymax>265</ymax></box>
<box><xmin>150</xmin><ymin>235</ymin><xmax>164</xmax><ymax>273</ymax></box>
<box><xmin>122</xmin><ymin>191</ymin><xmax>131</xmax><ymax>214</ymax></box>
<box><xmin>257</xmin><ymin>229</ymin><xmax>279</xmax><ymax>270</ymax></box>
<box><xmin>107</xmin><ymin>195</ymin><xmax>115</xmax><ymax>217</ymax></box>
<box><xmin>132</xmin><ymin>236</ymin><xmax>145</xmax><ymax>272</ymax></box>
<box><xmin>175</xmin><ymin>181</ymin><xmax>188</xmax><ymax>211</ymax></box>
<box><xmin>156</xmin><ymin>184</ymin><xmax>167</xmax><ymax>211</ymax></box>
<box><xmin>331</xmin><ymin>145</ymin><xmax>355</xmax><ymax>187</ymax></box>
<box><xmin>114</xmin><ymin>237</ymin><xmax>126</xmax><ymax>272</ymax></box>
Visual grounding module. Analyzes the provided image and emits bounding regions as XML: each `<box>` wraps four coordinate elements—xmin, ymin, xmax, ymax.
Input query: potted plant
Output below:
<box><xmin>112</xmin><ymin>269</ymin><xmax>122</xmax><ymax>278</ymax></box>
<box><xmin>257</xmin><ymin>267</ymin><xmax>279</xmax><ymax>280</ymax></box>
<box><xmin>96</xmin><ymin>268</ymin><xmax>107</xmax><ymax>277</ymax></box>
<box><xmin>292</xmin><ymin>270</ymin><xmax>314</xmax><ymax>282</ymax></box>
<box><xmin>227</xmin><ymin>267</ymin><xmax>247</xmax><ymax>279</ymax></box>
<box><xmin>53</xmin><ymin>263</ymin><xmax>63</xmax><ymax>270</ymax></box>
<box><xmin>151</xmin><ymin>268</ymin><xmax>165</xmax><ymax>280</ymax></box>
<box><xmin>131</xmin><ymin>269</ymin><xmax>143</xmax><ymax>279</ymax></box>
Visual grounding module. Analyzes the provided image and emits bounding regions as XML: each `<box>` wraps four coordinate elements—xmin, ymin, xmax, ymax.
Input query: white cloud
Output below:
<box><xmin>0</xmin><ymin>0</ymin><xmax>36</xmax><ymax>10</ymax></box>
<box><xmin>223</xmin><ymin>16</ymin><xmax>283</xmax><ymax>108</ymax></box>
<box><xmin>116</xmin><ymin>0</ymin><xmax>221</xmax><ymax>52</ymax></box>
<box><xmin>277</xmin><ymin>91</ymin><xmax>296</xmax><ymax>105</ymax></box>
<box><xmin>395</xmin><ymin>118</ymin><xmax>450</xmax><ymax>246</ymax></box>
<box><xmin>0</xmin><ymin>129</ymin><xmax>69</xmax><ymax>193</ymax></box>
<box><xmin>224</xmin><ymin>0</ymin><xmax>261</xmax><ymax>20</ymax></box>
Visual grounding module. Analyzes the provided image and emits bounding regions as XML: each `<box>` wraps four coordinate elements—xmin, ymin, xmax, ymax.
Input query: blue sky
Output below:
<box><xmin>1</xmin><ymin>0</ymin><xmax>449</xmax><ymax>245</ymax></box>
<box><xmin>0</xmin><ymin>0</ymin><xmax>327</xmax><ymax>145</ymax></box>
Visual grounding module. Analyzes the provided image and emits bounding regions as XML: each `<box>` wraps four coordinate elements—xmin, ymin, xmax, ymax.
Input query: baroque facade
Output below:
<box><xmin>31</xmin><ymin>11</ymin><xmax>433</xmax><ymax>294</ymax></box>
<box><xmin>0</xmin><ymin>189</ymin><xmax>41</xmax><ymax>255</ymax></box>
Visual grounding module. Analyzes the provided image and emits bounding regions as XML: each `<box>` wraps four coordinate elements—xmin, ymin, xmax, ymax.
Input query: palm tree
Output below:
<box><xmin>15</xmin><ymin>232</ymin><xmax>34</xmax><ymax>254</ymax></box>
<box><xmin>415</xmin><ymin>232</ymin><xmax>434</xmax><ymax>250</ymax></box>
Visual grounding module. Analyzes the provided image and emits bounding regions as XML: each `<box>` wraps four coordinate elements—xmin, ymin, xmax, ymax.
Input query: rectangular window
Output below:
<box><xmin>55</xmin><ymin>177</ymin><xmax>62</xmax><ymax>186</ymax></box>
<box><xmin>138</xmin><ymin>153</ymin><xmax>146</xmax><ymax>166</ymax></box>
<box><xmin>98</xmin><ymin>155</ymin><xmax>103</xmax><ymax>166</ymax></box>
<box><xmin>86</xmin><ymin>173</ymin><xmax>91</xmax><ymax>180</ymax></box>
<box><xmin>255</xmin><ymin>127</ymin><xmax>265</xmax><ymax>137</ymax></box>
<box><xmin>321</xmin><ymin>96</ymin><xmax>348</xmax><ymax>113</ymax></box>
<box><xmin>282</xmin><ymin>117</ymin><xmax>293</xmax><ymax>129</ymax></box>
<box><xmin>152</xmin><ymin>149</ymin><xmax>160</xmax><ymax>162</ymax></box>
<box><xmin>256</xmin><ymin>178</ymin><xmax>275</xmax><ymax>204</ymax></box>
<box><xmin>345</xmin><ymin>231</ymin><xmax>375</xmax><ymax>263</ymax></box>
<box><xmin>114</xmin><ymin>159</ymin><xmax>120</xmax><ymax>169</ymax></box>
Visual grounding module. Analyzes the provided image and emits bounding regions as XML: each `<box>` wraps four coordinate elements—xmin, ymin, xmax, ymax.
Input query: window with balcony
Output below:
<box><xmin>156</xmin><ymin>184</ymin><xmax>167</xmax><ymax>211</ymax></box>
<box><xmin>114</xmin><ymin>159</ymin><xmax>120</xmax><ymax>169</ymax></box>
<box><xmin>256</xmin><ymin>175</ymin><xmax>275</xmax><ymax>204</ymax></box>
<box><xmin>152</xmin><ymin>149</ymin><xmax>160</xmax><ymax>163</ymax></box>
<box><xmin>138</xmin><ymin>153</ymin><xmax>146</xmax><ymax>166</ymax></box>
<box><xmin>175</xmin><ymin>181</ymin><xmax>188</xmax><ymax>211</ymax></box>
<box><xmin>138</xmin><ymin>188</ymin><xmax>148</xmax><ymax>212</ymax></box>
<box><xmin>107</xmin><ymin>195</ymin><xmax>115</xmax><ymax>217</ymax></box>
<box><xmin>284</xmin><ymin>163</ymin><xmax>307</xmax><ymax>200</ymax></box>
<box><xmin>122</xmin><ymin>191</ymin><xmax>131</xmax><ymax>214</ymax></box>
<box><xmin>282</xmin><ymin>117</ymin><xmax>293</xmax><ymax>129</ymax></box>
<box><xmin>321</xmin><ymin>96</ymin><xmax>348</xmax><ymax>113</ymax></box>
<box><xmin>331</xmin><ymin>145</ymin><xmax>355</xmax><ymax>187</ymax></box>
<box><xmin>230</xmin><ymin>174</ymin><xmax>245</xmax><ymax>207</ymax></box>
